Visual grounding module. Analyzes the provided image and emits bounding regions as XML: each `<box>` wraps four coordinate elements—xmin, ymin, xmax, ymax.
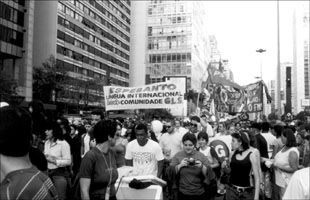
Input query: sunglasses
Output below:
<box><xmin>166</xmin><ymin>126</ymin><xmax>172</xmax><ymax>128</ymax></box>
<box><xmin>190</xmin><ymin>123</ymin><xmax>198</xmax><ymax>127</ymax></box>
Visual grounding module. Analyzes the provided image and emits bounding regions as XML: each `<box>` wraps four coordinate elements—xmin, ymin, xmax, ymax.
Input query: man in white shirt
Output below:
<box><xmin>125</xmin><ymin>124</ymin><xmax>164</xmax><ymax>177</ymax></box>
<box><xmin>261</xmin><ymin>122</ymin><xmax>276</xmax><ymax>158</ymax></box>
<box><xmin>189</xmin><ymin>116</ymin><xmax>201</xmax><ymax>139</ymax></box>
<box><xmin>283</xmin><ymin>167</ymin><xmax>309</xmax><ymax>200</ymax></box>
<box><xmin>200</xmin><ymin>114</ymin><xmax>215</xmax><ymax>137</ymax></box>
<box><xmin>174</xmin><ymin>119</ymin><xmax>187</xmax><ymax>135</ymax></box>
<box><xmin>159</xmin><ymin>121</ymin><xmax>185</xmax><ymax>160</ymax></box>
<box><xmin>81</xmin><ymin>122</ymin><xmax>92</xmax><ymax>157</ymax></box>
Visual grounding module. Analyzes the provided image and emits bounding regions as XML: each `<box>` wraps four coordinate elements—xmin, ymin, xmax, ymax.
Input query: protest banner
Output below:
<box><xmin>104</xmin><ymin>81</ymin><xmax>185</xmax><ymax>111</ymax></box>
<box><xmin>200</xmin><ymin>81</ymin><xmax>265</xmax><ymax>114</ymax></box>
<box><xmin>244</xmin><ymin>81</ymin><xmax>263</xmax><ymax>113</ymax></box>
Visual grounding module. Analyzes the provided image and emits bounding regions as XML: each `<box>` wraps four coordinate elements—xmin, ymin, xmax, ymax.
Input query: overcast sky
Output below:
<box><xmin>204</xmin><ymin>1</ymin><xmax>307</xmax><ymax>86</ymax></box>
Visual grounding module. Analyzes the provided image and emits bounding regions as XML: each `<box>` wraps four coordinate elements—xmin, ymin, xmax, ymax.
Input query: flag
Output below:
<box><xmin>207</xmin><ymin>63</ymin><xmax>243</xmax><ymax>91</ymax></box>
<box><xmin>262</xmin><ymin>81</ymin><xmax>272</xmax><ymax>104</ymax></box>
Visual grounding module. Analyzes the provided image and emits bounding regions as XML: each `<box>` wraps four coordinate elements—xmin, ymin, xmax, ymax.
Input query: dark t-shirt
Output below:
<box><xmin>79</xmin><ymin>147</ymin><xmax>118</xmax><ymax>198</ymax></box>
<box><xmin>255</xmin><ymin>134</ymin><xmax>269</xmax><ymax>172</ymax></box>
<box><xmin>0</xmin><ymin>166</ymin><xmax>58</xmax><ymax>200</ymax></box>
<box><xmin>171</xmin><ymin>150</ymin><xmax>209</xmax><ymax>195</ymax></box>
<box><xmin>29</xmin><ymin>146</ymin><xmax>48</xmax><ymax>172</ymax></box>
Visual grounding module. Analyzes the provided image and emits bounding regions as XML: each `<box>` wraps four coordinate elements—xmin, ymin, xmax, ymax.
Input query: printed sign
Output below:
<box><xmin>244</xmin><ymin>82</ymin><xmax>263</xmax><ymax>113</ymax></box>
<box><xmin>104</xmin><ymin>81</ymin><xmax>185</xmax><ymax>111</ymax></box>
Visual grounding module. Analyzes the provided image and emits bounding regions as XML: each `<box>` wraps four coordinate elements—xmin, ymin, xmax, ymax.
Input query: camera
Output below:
<box><xmin>188</xmin><ymin>158</ymin><xmax>196</xmax><ymax>165</ymax></box>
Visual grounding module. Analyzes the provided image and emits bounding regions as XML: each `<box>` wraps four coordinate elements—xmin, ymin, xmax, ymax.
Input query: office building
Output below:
<box><xmin>275</xmin><ymin>62</ymin><xmax>292</xmax><ymax>115</ymax></box>
<box><xmin>32</xmin><ymin>0</ymin><xmax>130</xmax><ymax>109</ymax></box>
<box><xmin>0</xmin><ymin>0</ymin><xmax>34</xmax><ymax>102</ymax></box>
<box><xmin>144</xmin><ymin>0</ymin><xmax>211</xmax><ymax>91</ymax></box>
<box><xmin>292</xmin><ymin>2</ymin><xmax>309</xmax><ymax>114</ymax></box>
<box><xmin>129</xmin><ymin>1</ymin><xmax>148</xmax><ymax>87</ymax></box>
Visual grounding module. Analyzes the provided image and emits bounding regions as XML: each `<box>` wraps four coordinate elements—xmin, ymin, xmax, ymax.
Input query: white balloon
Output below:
<box><xmin>151</xmin><ymin>120</ymin><xmax>163</xmax><ymax>134</ymax></box>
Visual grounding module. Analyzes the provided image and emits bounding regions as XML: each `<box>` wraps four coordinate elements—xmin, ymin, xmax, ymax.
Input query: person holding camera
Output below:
<box><xmin>170</xmin><ymin>133</ymin><xmax>209</xmax><ymax>200</ymax></box>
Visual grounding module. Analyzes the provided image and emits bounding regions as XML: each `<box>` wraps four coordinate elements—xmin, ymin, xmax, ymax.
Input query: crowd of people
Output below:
<box><xmin>0</xmin><ymin>101</ymin><xmax>309</xmax><ymax>200</ymax></box>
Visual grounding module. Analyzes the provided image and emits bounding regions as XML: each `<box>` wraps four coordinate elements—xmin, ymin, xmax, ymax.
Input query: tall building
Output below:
<box><xmin>130</xmin><ymin>1</ymin><xmax>148</xmax><ymax>87</ymax></box>
<box><xmin>209</xmin><ymin>35</ymin><xmax>221</xmax><ymax>62</ymax></box>
<box><xmin>144</xmin><ymin>0</ymin><xmax>211</xmax><ymax>91</ymax></box>
<box><xmin>0</xmin><ymin>0</ymin><xmax>35</xmax><ymax>102</ymax></box>
<box><xmin>275</xmin><ymin>62</ymin><xmax>292</xmax><ymax>115</ymax></box>
<box><xmin>292</xmin><ymin>2</ymin><xmax>309</xmax><ymax>114</ymax></box>
<box><xmin>32</xmin><ymin>0</ymin><xmax>130</xmax><ymax>109</ymax></box>
<box><xmin>268</xmin><ymin>80</ymin><xmax>276</xmax><ymax>113</ymax></box>
<box><xmin>222</xmin><ymin>59</ymin><xmax>234</xmax><ymax>82</ymax></box>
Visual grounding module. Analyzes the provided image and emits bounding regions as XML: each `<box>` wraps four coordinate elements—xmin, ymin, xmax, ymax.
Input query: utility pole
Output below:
<box><xmin>256</xmin><ymin>49</ymin><xmax>266</xmax><ymax>119</ymax></box>
<box><xmin>277</xmin><ymin>0</ymin><xmax>282</xmax><ymax>119</ymax></box>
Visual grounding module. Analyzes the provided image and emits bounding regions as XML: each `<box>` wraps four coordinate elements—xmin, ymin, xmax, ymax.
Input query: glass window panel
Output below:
<box><xmin>177</xmin><ymin>54</ymin><xmax>181</xmax><ymax>62</ymax></box>
<box><xmin>167</xmin><ymin>54</ymin><xmax>171</xmax><ymax>62</ymax></box>
<box><xmin>162</xmin><ymin>54</ymin><xmax>167</xmax><ymax>63</ymax></box>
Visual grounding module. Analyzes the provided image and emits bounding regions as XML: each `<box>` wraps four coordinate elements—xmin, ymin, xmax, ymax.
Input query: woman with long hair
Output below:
<box><xmin>273</xmin><ymin>128</ymin><xmax>299</xmax><ymax>199</ymax></box>
<box><xmin>223</xmin><ymin>131</ymin><xmax>260</xmax><ymax>200</ymax></box>
<box><xmin>44</xmin><ymin>121</ymin><xmax>72</xmax><ymax>200</ymax></box>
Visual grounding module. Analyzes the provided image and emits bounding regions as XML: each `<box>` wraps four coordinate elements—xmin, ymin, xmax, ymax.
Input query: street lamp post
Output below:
<box><xmin>256</xmin><ymin>49</ymin><xmax>266</xmax><ymax>120</ymax></box>
<box><xmin>256</xmin><ymin>49</ymin><xmax>266</xmax><ymax>81</ymax></box>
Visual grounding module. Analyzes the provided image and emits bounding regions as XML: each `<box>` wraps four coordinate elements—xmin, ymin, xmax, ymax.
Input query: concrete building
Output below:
<box><xmin>32</xmin><ymin>0</ymin><xmax>130</xmax><ymax>108</ymax></box>
<box><xmin>0</xmin><ymin>0</ymin><xmax>35</xmax><ymax>102</ymax></box>
<box><xmin>129</xmin><ymin>1</ymin><xmax>147</xmax><ymax>87</ymax></box>
<box><xmin>143</xmin><ymin>0</ymin><xmax>211</xmax><ymax>91</ymax></box>
<box><xmin>275</xmin><ymin>62</ymin><xmax>292</xmax><ymax>115</ymax></box>
<box><xmin>268</xmin><ymin>80</ymin><xmax>276</xmax><ymax>113</ymax></box>
<box><xmin>292</xmin><ymin>2</ymin><xmax>309</xmax><ymax>114</ymax></box>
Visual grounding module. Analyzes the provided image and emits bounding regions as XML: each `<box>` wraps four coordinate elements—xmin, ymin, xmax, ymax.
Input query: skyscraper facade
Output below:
<box><xmin>145</xmin><ymin>0</ymin><xmax>211</xmax><ymax>91</ymax></box>
<box><xmin>33</xmin><ymin>0</ymin><xmax>130</xmax><ymax>108</ymax></box>
<box><xmin>292</xmin><ymin>2</ymin><xmax>309</xmax><ymax>114</ymax></box>
<box><xmin>0</xmin><ymin>0</ymin><xmax>35</xmax><ymax>102</ymax></box>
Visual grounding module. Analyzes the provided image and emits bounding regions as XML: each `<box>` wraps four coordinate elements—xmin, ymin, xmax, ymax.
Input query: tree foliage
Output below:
<box><xmin>33</xmin><ymin>55</ymin><xmax>67</xmax><ymax>103</ymax></box>
<box><xmin>143</xmin><ymin>109</ymin><xmax>175</xmax><ymax>120</ymax></box>
<box><xmin>0</xmin><ymin>73</ymin><xmax>18</xmax><ymax>102</ymax></box>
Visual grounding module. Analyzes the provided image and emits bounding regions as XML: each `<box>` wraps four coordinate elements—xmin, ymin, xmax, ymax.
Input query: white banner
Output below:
<box><xmin>104</xmin><ymin>81</ymin><xmax>185</xmax><ymax>111</ymax></box>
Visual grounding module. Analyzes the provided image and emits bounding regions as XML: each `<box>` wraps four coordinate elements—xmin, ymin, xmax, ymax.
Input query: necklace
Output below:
<box><xmin>97</xmin><ymin>147</ymin><xmax>113</xmax><ymax>185</ymax></box>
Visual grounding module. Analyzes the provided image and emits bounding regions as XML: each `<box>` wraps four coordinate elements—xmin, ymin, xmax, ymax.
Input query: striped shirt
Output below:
<box><xmin>0</xmin><ymin>166</ymin><xmax>58</xmax><ymax>200</ymax></box>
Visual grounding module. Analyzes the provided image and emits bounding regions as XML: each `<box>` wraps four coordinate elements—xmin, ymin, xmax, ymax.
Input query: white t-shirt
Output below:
<box><xmin>199</xmin><ymin>146</ymin><xmax>214</xmax><ymax>164</ymax></box>
<box><xmin>262</xmin><ymin>132</ymin><xmax>276</xmax><ymax>158</ymax></box>
<box><xmin>274</xmin><ymin>147</ymin><xmax>299</xmax><ymax>188</ymax></box>
<box><xmin>159</xmin><ymin>131</ymin><xmax>185</xmax><ymax>159</ymax></box>
<box><xmin>175</xmin><ymin>127</ymin><xmax>187</xmax><ymax>135</ymax></box>
<box><xmin>283</xmin><ymin>167</ymin><xmax>310</xmax><ymax>200</ymax></box>
<box><xmin>82</xmin><ymin>133</ymin><xmax>90</xmax><ymax>157</ymax></box>
<box><xmin>125</xmin><ymin>139</ymin><xmax>164</xmax><ymax>176</ymax></box>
